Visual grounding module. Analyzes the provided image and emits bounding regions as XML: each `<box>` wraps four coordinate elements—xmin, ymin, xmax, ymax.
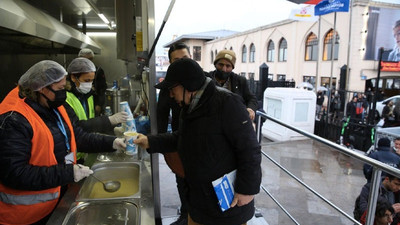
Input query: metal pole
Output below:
<box><xmin>344</xmin><ymin>0</ymin><xmax>353</xmax><ymax>116</ymax></box>
<box><xmin>365</xmin><ymin>168</ymin><xmax>382</xmax><ymax>225</ymax></box>
<box><xmin>327</xmin><ymin>12</ymin><xmax>337</xmax><ymax>123</ymax></box>
<box><xmin>315</xmin><ymin>16</ymin><xmax>322</xmax><ymax>94</ymax></box>
<box><xmin>369</xmin><ymin>48</ymin><xmax>384</xmax><ymax>125</ymax></box>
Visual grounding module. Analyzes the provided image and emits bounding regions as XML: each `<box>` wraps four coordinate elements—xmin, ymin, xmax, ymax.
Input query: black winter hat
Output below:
<box><xmin>378</xmin><ymin>137</ymin><xmax>391</xmax><ymax>148</ymax></box>
<box><xmin>155</xmin><ymin>58</ymin><xmax>206</xmax><ymax>92</ymax></box>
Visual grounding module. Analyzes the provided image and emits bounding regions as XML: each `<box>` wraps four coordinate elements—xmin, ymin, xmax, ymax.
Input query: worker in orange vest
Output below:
<box><xmin>0</xmin><ymin>60</ymin><xmax>126</xmax><ymax>225</ymax></box>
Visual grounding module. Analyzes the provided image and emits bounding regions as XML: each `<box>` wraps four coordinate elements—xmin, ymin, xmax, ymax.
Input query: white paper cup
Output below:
<box><xmin>124</xmin><ymin>131</ymin><xmax>138</xmax><ymax>155</ymax></box>
<box><xmin>124</xmin><ymin>118</ymin><xmax>136</xmax><ymax>132</ymax></box>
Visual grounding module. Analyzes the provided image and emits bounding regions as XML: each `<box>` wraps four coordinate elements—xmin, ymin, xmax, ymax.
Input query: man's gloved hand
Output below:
<box><xmin>73</xmin><ymin>164</ymin><xmax>93</xmax><ymax>182</ymax></box>
<box><xmin>113</xmin><ymin>138</ymin><xmax>126</xmax><ymax>151</ymax></box>
<box><xmin>109</xmin><ymin>112</ymin><xmax>129</xmax><ymax>125</ymax></box>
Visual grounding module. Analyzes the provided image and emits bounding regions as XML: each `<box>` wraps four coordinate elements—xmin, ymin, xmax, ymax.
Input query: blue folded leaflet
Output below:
<box><xmin>212</xmin><ymin>170</ymin><xmax>236</xmax><ymax>212</ymax></box>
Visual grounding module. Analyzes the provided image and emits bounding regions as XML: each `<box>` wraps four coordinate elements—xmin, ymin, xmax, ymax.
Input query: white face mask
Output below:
<box><xmin>77</xmin><ymin>81</ymin><xmax>93</xmax><ymax>94</ymax></box>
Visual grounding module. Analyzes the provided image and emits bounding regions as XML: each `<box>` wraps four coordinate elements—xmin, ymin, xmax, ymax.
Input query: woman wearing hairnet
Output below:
<box><xmin>0</xmin><ymin>60</ymin><xmax>126</xmax><ymax>225</ymax></box>
<box><xmin>65</xmin><ymin>57</ymin><xmax>128</xmax><ymax>133</ymax></box>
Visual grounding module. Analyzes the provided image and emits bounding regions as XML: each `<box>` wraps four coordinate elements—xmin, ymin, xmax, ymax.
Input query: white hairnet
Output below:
<box><xmin>78</xmin><ymin>48</ymin><xmax>94</xmax><ymax>58</ymax></box>
<box><xmin>18</xmin><ymin>60</ymin><xmax>67</xmax><ymax>91</ymax></box>
<box><xmin>67</xmin><ymin>57</ymin><xmax>96</xmax><ymax>74</ymax></box>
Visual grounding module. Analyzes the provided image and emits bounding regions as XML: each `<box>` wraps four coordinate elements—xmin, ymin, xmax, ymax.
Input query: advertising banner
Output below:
<box><xmin>314</xmin><ymin>0</ymin><xmax>349</xmax><ymax>16</ymax></box>
<box><xmin>289</xmin><ymin>5</ymin><xmax>319</xmax><ymax>21</ymax></box>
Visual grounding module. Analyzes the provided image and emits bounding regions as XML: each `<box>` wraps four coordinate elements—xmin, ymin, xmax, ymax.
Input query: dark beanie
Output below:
<box><xmin>378</xmin><ymin>138</ymin><xmax>391</xmax><ymax>148</ymax></box>
<box><xmin>154</xmin><ymin>58</ymin><xmax>205</xmax><ymax>92</ymax></box>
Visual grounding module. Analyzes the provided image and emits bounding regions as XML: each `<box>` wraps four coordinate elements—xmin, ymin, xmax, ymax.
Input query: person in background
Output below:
<box><xmin>393</xmin><ymin>137</ymin><xmax>400</xmax><ymax>155</ymax></box>
<box><xmin>136</xmin><ymin>58</ymin><xmax>261</xmax><ymax>225</ymax></box>
<box><xmin>393</xmin><ymin>101</ymin><xmax>400</xmax><ymax>127</ymax></box>
<box><xmin>382</xmin><ymin>101</ymin><xmax>395</xmax><ymax>127</ymax></box>
<box><xmin>209</xmin><ymin>50</ymin><xmax>258</xmax><ymax>121</ymax></box>
<box><xmin>359</xmin><ymin>197</ymin><xmax>394</xmax><ymax>225</ymax></box>
<box><xmin>316</xmin><ymin>90</ymin><xmax>324</xmax><ymax>121</ymax></box>
<box><xmin>65</xmin><ymin>57</ymin><xmax>128</xmax><ymax>133</ymax></box>
<box><xmin>78</xmin><ymin>48</ymin><xmax>107</xmax><ymax>116</ymax></box>
<box><xmin>346</xmin><ymin>96</ymin><xmax>358</xmax><ymax>120</ymax></box>
<box><xmin>359</xmin><ymin>93</ymin><xmax>369</xmax><ymax>123</ymax></box>
<box><xmin>0</xmin><ymin>60</ymin><xmax>126</xmax><ymax>225</ymax></box>
<box><xmin>332</xmin><ymin>92</ymin><xmax>341</xmax><ymax>121</ymax></box>
<box><xmin>388</xmin><ymin>20</ymin><xmax>400</xmax><ymax>62</ymax></box>
<box><xmin>157</xmin><ymin>42</ymin><xmax>191</xmax><ymax>225</ymax></box>
<box><xmin>363</xmin><ymin>137</ymin><xmax>400</xmax><ymax>182</ymax></box>
<box><xmin>354</xmin><ymin>174</ymin><xmax>400</xmax><ymax>224</ymax></box>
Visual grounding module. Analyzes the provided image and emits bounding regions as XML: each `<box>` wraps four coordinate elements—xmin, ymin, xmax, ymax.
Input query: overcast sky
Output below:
<box><xmin>154</xmin><ymin>0</ymin><xmax>298</xmax><ymax>55</ymax></box>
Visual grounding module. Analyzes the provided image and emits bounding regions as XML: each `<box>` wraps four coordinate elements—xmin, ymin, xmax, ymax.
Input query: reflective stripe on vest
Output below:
<box><xmin>0</xmin><ymin>191</ymin><xmax>59</xmax><ymax>205</ymax></box>
<box><xmin>0</xmin><ymin>87</ymin><xmax>77</xmax><ymax>224</ymax></box>
<box><xmin>66</xmin><ymin>91</ymin><xmax>95</xmax><ymax>120</ymax></box>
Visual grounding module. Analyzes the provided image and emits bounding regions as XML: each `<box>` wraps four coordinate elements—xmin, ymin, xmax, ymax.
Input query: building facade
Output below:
<box><xmin>165</xmin><ymin>0</ymin><xmax>400</xmax><ymax>94</ymax></box>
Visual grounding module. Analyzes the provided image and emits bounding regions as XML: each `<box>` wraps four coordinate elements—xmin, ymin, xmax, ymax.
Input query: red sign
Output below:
<box><xmin>381</xmin><ymin>61</ymin><xmax>400</xmax><ymax>72</ymax></box>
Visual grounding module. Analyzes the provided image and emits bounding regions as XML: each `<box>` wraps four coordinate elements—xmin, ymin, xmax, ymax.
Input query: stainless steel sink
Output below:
<box><xmin>76</xmin><ymin>162</ymin><xmax>141</xmax><ymax>201</ymax></box>
<box><xmin>62</xmin><ymin>200</ymin><xmax>139</xmax><ymax>225</ymax></box>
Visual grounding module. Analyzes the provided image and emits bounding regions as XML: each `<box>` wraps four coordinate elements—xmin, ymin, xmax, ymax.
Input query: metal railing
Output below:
<box><xmin>255</xmin><ymin>111</ymin><xmax>400</xmax><ymax>225</ymax></box>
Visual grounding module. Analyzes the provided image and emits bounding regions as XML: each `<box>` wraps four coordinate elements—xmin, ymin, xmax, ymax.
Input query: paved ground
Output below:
<box><xmin>159</xmin><ymin>137</ymin><xmax>367</xmax><ymax>225</ymax></box>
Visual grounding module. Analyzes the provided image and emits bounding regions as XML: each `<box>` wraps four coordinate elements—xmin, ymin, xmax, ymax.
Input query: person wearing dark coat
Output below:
<box><xmin>0</xmin><ymin>60</ymin><xmax>126</xmax><ymax>225</ymax></box>
<box><xmin>354</xmin><ymin>174</ymin><xmax>400</xmax><ymax>224</ymax></box>
<box><xmin>363</xmin><ymin>138</ymin><xmax>400</xmax><ymax>182</ymax></box>
<box><xmin>135</xmin><ymin>58</ymin><xmax>261</xmax><ymax>225</ymax></box>
<box><xmin>156</xmin><ymin>42</ymin><xmax>192</xmax><ymax>225</ymax></box>
<box><xmin>209</xmin><ymin>50</ymin><xmax>258</xmax><ymax>121</ymax></box>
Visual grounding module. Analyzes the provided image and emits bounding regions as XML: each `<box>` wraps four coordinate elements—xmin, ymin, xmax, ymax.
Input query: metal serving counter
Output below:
<box><xmin>47</xmin><ymin>151</ymin><xmax>155</xmax><ymax>225</ymax></box>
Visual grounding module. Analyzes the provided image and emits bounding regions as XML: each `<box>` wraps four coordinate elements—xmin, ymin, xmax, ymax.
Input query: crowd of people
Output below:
<box><xmin>354</xmin><ymin>137</ymin><xmax>400</xmax><ymax>225</ymax></box>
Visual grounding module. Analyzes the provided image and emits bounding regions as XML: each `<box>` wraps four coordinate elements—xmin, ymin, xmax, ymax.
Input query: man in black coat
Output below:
<box><xmin>209</xmin><ymin>50</ymin><xmax>258</xmax><ymax>121</ymax></box>
<box><xmin>156</xmin><ymin>42</ymin><xmax>191</xmax><ymax>225</ymax></box>
<box><xmin>136</xmin><ymin>58</ymin><xmax>261</xmax><ymax>225</ymax></box>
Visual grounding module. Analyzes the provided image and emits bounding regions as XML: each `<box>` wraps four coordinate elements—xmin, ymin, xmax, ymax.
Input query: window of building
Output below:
<box><xmin>249</xmin><ymin>43</ymin><xmax>256</xmax><ymax>63</ymax></box>
<box><xmin>268</xmin><ymin>74</ymin><xmax>274</xmax><ymax>80</ymax></box>
<box><xmin>277</xmin><ymin>74</ymin><xmax>286</xmax><ymax>81</ymax></box>
<box><xmin>320</xmin><ymin>77</ymin><xmax>337</xmax><ymax>89</ymax></box>
<box><xmin>215</xmin><ymin>50</ymin><xmax>218</xmax><ymax>59</ymax></box>
<box><xmin>267</xmin><ymin>40</ymin><xmax>275</xmax><ymax>62</ymax></box>
<box><xmin>242</xmin><ymin>45</ymin><xmax>247</xmax><ymax>63</ymax></box>
<box><xmin>193</xmin><ymin>46</ymin><xmax>201</xmax><ymax>61</ymax></box>
<box><xmin>278</xmin><ymin>38</ymin><xmax>287</xmax><ymax>62</ymax></box>
<box><xmin>248</xmin><ymin>72</ymin><xmax>255</xmax><ymax>80</ymax></box>
<box><xmin>305</xmin><ymin>33</ymin><xmax>318</xmax><ymax>61</ymax></box>
<box><xmin>323</xmin><ymin>29</ymin><xmax>339</xmax><ymax>61</ymax></box>
<box><xmin>240</xmin><ymin>72</ymin><xmax>246</xmax><ymax>77</ymax></box>
<box><xmin>230</xmin><ymin>46</ymin><xmax>233</xmax><ymax>50</ymax></box>
<box><xmin>303</xmin><ymin>76</ymin><xmax>316</xmax><ymax>88</ymax></box>
<box><xmin>211</xmin><ymin>51</ymin><xmax>214</xmax><ymax>64</ymax></box>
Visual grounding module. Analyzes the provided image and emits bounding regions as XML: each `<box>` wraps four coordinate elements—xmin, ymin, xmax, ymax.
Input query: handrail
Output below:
<box><xmin>261</xmin><ymin>150</ymin><xmax>360</xmax><ymax>224</ymax></box>
<box><xmin>255</xmin><ymin>111</ymin><xmax>400</xmax><ymax>225</ymax></box>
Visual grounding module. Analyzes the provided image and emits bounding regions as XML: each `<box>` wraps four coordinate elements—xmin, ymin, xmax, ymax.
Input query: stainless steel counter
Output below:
<box><xmin>47</xmin><ymin>151</ymin><xmax>155</xmax><ymax>225</ymax></box>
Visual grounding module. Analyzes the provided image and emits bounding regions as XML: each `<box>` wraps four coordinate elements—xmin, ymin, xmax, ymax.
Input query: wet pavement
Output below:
<box><xmin>159</xmin><ymin>137</ymin><xmax>367</xmax><ymax>225</ymax></box>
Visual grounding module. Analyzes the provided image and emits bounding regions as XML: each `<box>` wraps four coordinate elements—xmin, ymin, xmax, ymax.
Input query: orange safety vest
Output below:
<box><xmin>0</xmin><ymin>87</ymin><xmax>77</xmax><ymax>225</ymax></box>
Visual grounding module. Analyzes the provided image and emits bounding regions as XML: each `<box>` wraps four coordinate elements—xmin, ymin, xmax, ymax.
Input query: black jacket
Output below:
<box><xmin>209</xmin><ymin>70</ymin><xmax>258</xmax><ymax>112</ymax></box>
<box><xmin>0</xmin><ymin>97</ymin><xmax>115</xmax><ymax>191</ymax></box>
<box><xmin>148</xmin><ymin>81</ymin><xmax>261</xmax><ymax>225</ymax></box>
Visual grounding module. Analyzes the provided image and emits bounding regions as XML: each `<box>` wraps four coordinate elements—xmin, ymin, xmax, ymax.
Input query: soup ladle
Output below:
<box><xmin>91</xmin><ymin>174</ymin><xmax>121</xmax><ymax>193</ymax></box>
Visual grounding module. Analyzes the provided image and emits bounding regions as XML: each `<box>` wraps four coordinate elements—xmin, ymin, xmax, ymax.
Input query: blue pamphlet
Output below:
<box><xmin>212</xmin><ymin>170</ymin><xmax>236</xmax><ymax>212</ymax></box>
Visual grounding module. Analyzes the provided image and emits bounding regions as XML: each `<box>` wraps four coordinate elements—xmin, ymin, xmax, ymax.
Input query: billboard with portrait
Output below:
<box><xmin>364</xmin><ymin>6</ymin><xmax>400</xmax><ymax>62</ymax></box>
